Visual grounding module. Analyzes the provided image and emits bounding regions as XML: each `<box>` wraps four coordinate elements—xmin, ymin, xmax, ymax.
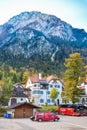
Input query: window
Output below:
<box><xmin>38</xmin><ymin>112</ymin><xmax>44</xmax><ymax>116</ymax></box>
<box><xmin>32</xmin><ymin>91</ymin><xmax>36</xmax><ymax>94</ymax></box>
<box><xmin>50</xmin><ymin>84</ymin><xmax>53</xmax><ymax>88</ymax></box>
<box><xmin>33</xmin><ymin>84</ymin><xmax>41</xmax><ymax>88</ymax></box>
<box><xmin>50</xmin><ymin>112</ymin><xmax>55</xmax><ymax>116</ymax></box>
<box><xmin>40</xmin><ymin>99</ymin><xmax>44</xmax><ymax>103</ymax></box>
<box><xmin>58</xmin><ymin>85</ymin><xmax>60</xmax><ymax>88</ymax></box>
<box><xmin>21</xmin><ymin>98</ymin><xmax>23</xmax><ymax>101</ymax></box>
<box><xmin>82</xmin><ymin>98</ymin><xmax>85</xmax><ymax>103</ymax></box>
<box><xmin>32</xmin><ymin>90</ymin><xmax>43</xmax><ymax>94</ymax></box>
<box><xmin>47</xmin><ymin>99</ymin><xmax>50</xmax><ymax>103</ymax></box>
<box><xmin>38</xmin><ymin>84</ymin><xmax>40</xmax><ymax>87</ymax></box>
<box><xmin>86</xmin><ymin>98</ymin><xmax>87</xmax><ymax>102</ymax></box>
<box><xmin>11</xmin><ymin>98</ymin><xmax>17</xmax><ymax>105</ymax></box>
<box><xmin>52</xmin><ymin>99</ymin><xmax>54</xmax><ymax>103</ymax></box>
<box><xmin>32</xmin><ymin>99</ymin><xmax>34</xmax><ymax>103</ymax></box>
<box><xmin>55</xmin><ymin>85</ymin><xmax>57</xmax><ymax>88</ymax></box>
<box><xmin>34</xmin><ymin>84</ymin><xmax>36</xmax><ymax>87</ymax></box>
<box><xmin>40</xmin><ymin>91</ymin><xmax>43</xmax><ymax>94</ymax></box>
<box><xmin>47</xmin><ymin>91</ymin><xmax>50</xmax><ymax>94</ymax></box>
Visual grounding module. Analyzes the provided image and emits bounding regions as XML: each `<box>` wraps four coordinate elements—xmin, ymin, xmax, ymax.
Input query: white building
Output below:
<box><xmin>26</xmin><ymin>74</ymin><xmax>64</xmax><ymax>106</ymax></box>
<box><xmin>8</xmin><ymin>83</ymin><xmax>29</xmax><ymax>106</ymax></box>
<box><xmin>77</xmin><ymin>77</ymin><xmax>87</xmax><ymax>104</ymax></box>
<box><xmin>80</xmin><ymin>82</ymin><xmax>87</xmax><ymax>95</ymax></box>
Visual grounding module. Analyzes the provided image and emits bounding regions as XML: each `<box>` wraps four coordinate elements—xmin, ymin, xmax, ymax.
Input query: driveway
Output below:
<box><xmin>0</xmin><ymin>116</ymin><xmax>87</xmax><ymax>130</ymax></box>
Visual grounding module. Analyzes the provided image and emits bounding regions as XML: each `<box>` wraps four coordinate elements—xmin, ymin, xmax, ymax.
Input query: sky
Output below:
<box><xmin>0</xmin><ymin>0</ymin><xmax>87</xmax><ymax>31</ymax></box>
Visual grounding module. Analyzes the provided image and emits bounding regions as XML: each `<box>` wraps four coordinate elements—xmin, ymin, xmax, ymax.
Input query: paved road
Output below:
<box><xmin>0</xmin><ymin>116</ymin><xmax>87</xmax><ymax>130</ymax></box>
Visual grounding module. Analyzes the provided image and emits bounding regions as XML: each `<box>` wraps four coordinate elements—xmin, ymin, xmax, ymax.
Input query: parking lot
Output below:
<box><xmin>0</xmin><ymin>115</ymin><xmax>87</xmax><ymax>130</ymax></box>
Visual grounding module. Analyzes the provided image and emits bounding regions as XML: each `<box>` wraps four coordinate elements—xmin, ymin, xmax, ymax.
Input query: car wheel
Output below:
<box><xmin>38</xmin><ymin>119</ymin><xmax>42</xmax><ymax>122</ymax></box>
<box><xmin>54</xmin><ymin>118</ymin><xmax>59</xmax><ymax>121</ymax></box>
<box><xmin>30</xmin><ymin>116</ymin><xmax>35</xmax><ymax>121</ymax></box>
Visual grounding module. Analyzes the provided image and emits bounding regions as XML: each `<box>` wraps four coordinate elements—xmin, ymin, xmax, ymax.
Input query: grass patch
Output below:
<box><xmin>38</xmin><ymin>105</ymin><xmax>58</xmax><ymax>113</ymax></box>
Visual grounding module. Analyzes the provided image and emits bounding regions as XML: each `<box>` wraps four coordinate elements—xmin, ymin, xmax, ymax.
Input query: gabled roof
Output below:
<box><xmin>12</xmin><ymin>83</ymin><xmax>28</xmax><ymax>97</ymax></box>
<box><xmin>13</xmin><ymin>83</ymin><xmax>26</xmax><ymax>89</ymax></box>
<box><xmin>46</xmin><ymin>75</ymin><xmax>58</xmax><ymax>83</ymax></box>
<box><xmin>8</xmin><ymin>102</ymin><xmax>40</xmax><ymax>109</ymax></box>
<box><xmin>27</xmin><ymin>74</ymin><xmax>64</xmax><ymax>87</ymax></box>
<box><xmin>29</xmin><ymin>74</ymin><xmax>39</xmax><ymax>83</ymax></box>
<box><xmin>13</xmin><ymin>83</ymin><xmax>23</xmax><ymax>88</ymax></box>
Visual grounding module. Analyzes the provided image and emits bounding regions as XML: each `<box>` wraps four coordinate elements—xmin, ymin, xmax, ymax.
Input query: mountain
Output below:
<box><xmin>0</xmin><ymin>11</ymin><xmax>87</xmax><ymax>74</ymax></box>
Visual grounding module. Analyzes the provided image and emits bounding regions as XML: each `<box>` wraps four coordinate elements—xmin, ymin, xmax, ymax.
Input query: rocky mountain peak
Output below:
<box><xmin>2</xmin><ymin>11</ymin><xmax>77</xmax><ymax>41</ymax></box>
<box><xmin>0</xmin><ymin>11</ymin><xmax>87</xmax><ymax>73</ymax></box>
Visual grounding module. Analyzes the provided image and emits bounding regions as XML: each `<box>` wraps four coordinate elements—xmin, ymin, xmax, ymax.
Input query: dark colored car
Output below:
<box><xmin>30</xmin><ymin>112</ymin><xmax>60</xmax><ymax>122</ymax></box>
<box><xmin>80</xmin><ymin>109</ymin><xmax>87</xmax><ymax>116</ymax></box>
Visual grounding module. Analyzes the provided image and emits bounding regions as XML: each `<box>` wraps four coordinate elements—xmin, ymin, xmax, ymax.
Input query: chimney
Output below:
<box><xmin>39</xmin><ymin>73</ymin><xmax>42</xmax><ymax>80</ymax></box>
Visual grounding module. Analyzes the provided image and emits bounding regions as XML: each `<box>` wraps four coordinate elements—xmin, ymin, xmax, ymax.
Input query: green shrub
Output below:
<box><xmin>38</xmin><ymin>105</ymin><xmax>58</xmax><ymax>113</ymax></box>
<box><xmin>0</xmin><ymin>107</ymin><xmax>7</xmax><ymax>117</ymax></box>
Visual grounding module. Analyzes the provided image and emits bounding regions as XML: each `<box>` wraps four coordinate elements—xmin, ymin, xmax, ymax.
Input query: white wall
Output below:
<box><xmin>8</xmin><ymin>97</ymin><xmax>28</xmax><ymax>106</ymax></box>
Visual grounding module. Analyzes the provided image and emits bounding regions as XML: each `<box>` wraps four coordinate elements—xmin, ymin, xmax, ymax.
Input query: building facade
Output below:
<box><xmin>26</xmin><ymin>74</ymin><xmax>64</xmax><ymax>106</ymax></box>
<box><xmin>8</xmin><ymin>83</ymin><xmax>29</xmax><ymax>106</ymax></box>
<box><xmin>77</xmin><ymin>77</ymin><xmax>87</xmax><ymax>105</ymax></box>
<box><xmin>8</xmin><ymin>102</ymin><xmax>39</xmax><ymax>118</ymax></box>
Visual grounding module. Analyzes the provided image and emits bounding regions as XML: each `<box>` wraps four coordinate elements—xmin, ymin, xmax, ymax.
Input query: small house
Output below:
<box><xmin>8</xmin><ymin>102</ymin><xmax>39</xmax><ymax>118</ymax></box>
<box><xmin>8</xmin><ymin>83</ymin><xmax>29</xmax><ymax>106</ymax></box>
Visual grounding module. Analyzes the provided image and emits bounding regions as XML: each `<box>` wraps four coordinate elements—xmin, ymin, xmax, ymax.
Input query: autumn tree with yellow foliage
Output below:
<box><xmin>50</xmin><ymin>87</ymin><xmax>58</xmax><ymax>105</ymax></box>
<box><xmin>62</xmin><ymin>53</ymin><xmax>84</xmax><ymax>104</ymax></box>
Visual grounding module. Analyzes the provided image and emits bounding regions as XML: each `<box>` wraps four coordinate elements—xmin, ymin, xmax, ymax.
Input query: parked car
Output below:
<box><xmin>80</xmin><ymin>108</ymin><xmax>87</xmax><ymax>116</ymax></box>
<box><xmin>30</xmin><ymin>112</ymin><xmax>60</xmax><ymax>122</ymax></box>
<box><xmin>58</xmin><ymin>104</ymin><xmax>87</xmax><ymax>116</ymax></box>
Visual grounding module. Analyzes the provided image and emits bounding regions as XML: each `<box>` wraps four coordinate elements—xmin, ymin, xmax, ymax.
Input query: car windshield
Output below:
<box><xmin>38</xmin><ymin>112</ymin><xmax>44</xmax><ymax>116</ymax></box>
<box><xmin>50</xmin><ymin>112</ymin><xmax>56</xmax><ymax>115</ymax></box>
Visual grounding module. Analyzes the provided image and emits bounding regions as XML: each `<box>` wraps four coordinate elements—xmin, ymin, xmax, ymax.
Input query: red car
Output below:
<box><xmin>30</xmin><ymin>112</ymin><xmax>60</xmax><ymax>122</ymax></box>
<box><xmin>58</xmin><ymin>104</ymin><xmax>87</xmax><ymax>116</ymax></box>
<box><xmin>58</xmin><ymin>107</ymin><xmax>80</xmax><ymax>116</ymax></box>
